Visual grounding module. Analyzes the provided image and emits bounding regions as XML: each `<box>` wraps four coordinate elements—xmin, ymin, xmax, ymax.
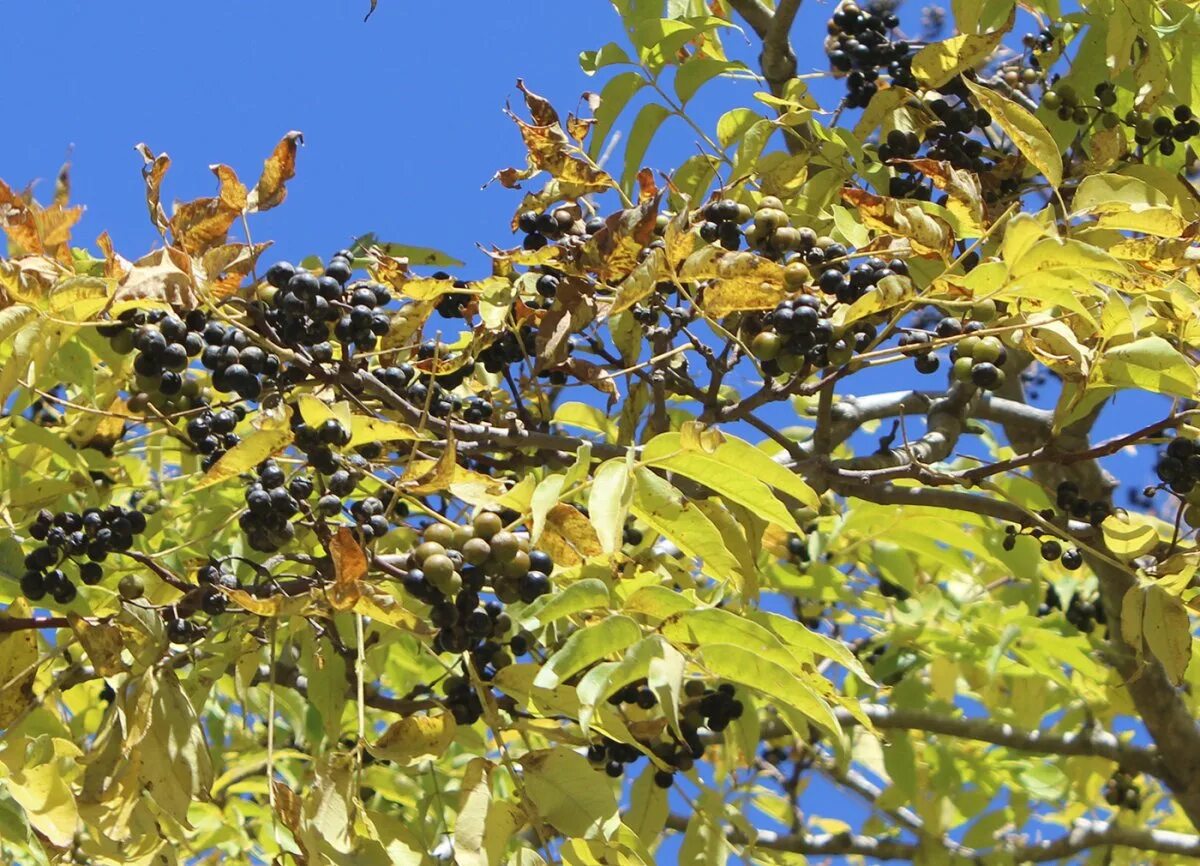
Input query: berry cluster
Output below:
<box><xmin>825</xmin><ymin>1</ymin><xmax>913</xmax><ymax>108</ymax></box>
<box><xmin>440</xmin><ymin>674</ymin><xmax>486</xmax><ymax>725</ymax></box>
<box><xmin>1103</xmin><ymin>770</ymin><xmax>1142</xmax><ymax>811</ymax></box>
<box><xmin>1036</xmin><ymin>583</ymin><xmax>1104</xmax><ymax>632</ymax></box>
<box><xmin>21</xmin><ymin>505</ymin><xmax>147</xmax><ymax>603</ymax></box>
<box><xmin>698</xmin><ymin>198</ymin><xmax>752</xmax><ymax>251</ymax></box>
<box><xmin>607</xmin><ymin>678</ymin><xmax>659</xmax><ymax>711</ymax></box>
<box><xmin>685</xmin><ymin>679</ymin><xmax>745</xmax><ymax>733</ymax></box>
<box><xmin>477</xmin><ymin>327</ymin><xmax>537</xmax><ymax>375</ymax></box>
<box><xmin>99</xmin><ymin>309</ymin><xmax>206</xmax><ymax>397</ymax></box>
<box><xmin>263</xmin><ymin>253</ymin><xmax>393</xmax><ymax>358</ymax></box>
<box><xmin>185</xmin><ymin>404</ymin><xmax>244</xmax><ymax>471</ymax></box>
<box><xmin>238</xmin><ymin>460</ymin><xmax>307</xmax><ymax>553</ymax></box>
<box><xmin>517</xmin><ymin>208</ymin><xmax>595</xmax><ymax>252</ymax></box>
<box><xmin>196</xmin><ymin>318</ymin><xmax>281</xmax><ymax>401</ymax></box>
<box><xmin>949</xmin><ymin>331</ymin><xmax>1008</xmax><ymax>391</ymax></box>
<box><xmin>1053</xmin><ymin>481</ymin><xmax>1113</xmax><ymax>526</ymax></box>
<box><xmin>399</xmin><ymin>513</ymin><xmax>553</xmax><ymax>663</ymax></box>
<box><xmin>431</xmin><ymin>271</ymin><xmax>473</xmax><ymax>319</ymax></box>
<box><xmin>1155</xmin><ymin>436</ymin><xmax>1200</xmax><ymax>494</ymax></box>
<box><xmin>197</xmin><ymin>558</ymin><xmax>237</xmax><ymax>615</ymax></box>
<box><xmin>587</xmin><ymin>737</ymin><xmax>695</xmax><ymax>788</ymax></box>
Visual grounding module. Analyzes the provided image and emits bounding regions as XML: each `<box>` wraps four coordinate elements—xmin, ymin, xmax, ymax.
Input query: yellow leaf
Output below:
<box><xmin>0</xmin><ymin>599</ymin><xmax>39</xmax><ymax>727</ymax></box>
<box><xmin>963</xmin><ymin>78</ymin><xmax>1062</xmax><ymax>188</ymax></box>
<box><xmin>1143</xmin><ymin>586</ymin><xmax>1192</xmax><ymax>686</ymax></box>
<box><xmin>68</xmin><ymin>614</ymin><xmax>126</xmax><ymax>677</ymax></box>
<box><xmin>910</xmin><ymin>9</ymin><xmax>1012</xmax><ymax>89</ymax></box>
<box><xmin>195</xmin><ymin>417</ymin><xmax>294</xmax><ymax>491</ymax></box>
<box><xmin>1101</xmin><ymin>511</ymin><xmax>1162</xmax><ymax>559</ymax></box>
<box><xmin>542</xmin><ymin>503</ymin><xmax>605</xmax><ymax>566</ymax></box>
<box><xmin>588</xmin><ymin>459</ymin><xmax>634</xmax><ymax>554</ymax></box>
<box><xmin>369</xmin><ymin>712</ymin><xmax>457</xmax><ymax>765</ymax></box>
<box><xmin>840</xmin><ymin>187</ymin><xmax>954</xmax><ymax>258</ymax></box>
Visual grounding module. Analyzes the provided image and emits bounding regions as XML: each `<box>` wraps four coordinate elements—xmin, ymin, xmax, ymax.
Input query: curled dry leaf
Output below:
<box><xmin>247</xmin><ymin>131</ymin><xmax>304</xmax><ymax>213</ymax></box>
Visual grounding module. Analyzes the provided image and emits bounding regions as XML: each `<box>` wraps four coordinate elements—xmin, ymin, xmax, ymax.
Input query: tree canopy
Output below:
<box><xmin>4</xmin><ymin>0</ymin><xmax>1200</xmax><ymax>863</ymax></box>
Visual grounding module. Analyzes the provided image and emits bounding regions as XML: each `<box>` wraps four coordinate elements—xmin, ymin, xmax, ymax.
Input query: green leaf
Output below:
<box><xmin>353</xmin><ymin>234</ymin><xmax>464</xmax><ymax>267</ymax></box>
<box><xmin>631</xmin><ymin>467</ymin><xmax>740</xmax><ymax>582</ymax></box>
<box><xmin>523</xmin><ymin>748</ymin><xmax>619</xmax><ymax>838</ymax></box>
<box><xmin>622</xmin><ymin>103</ymin><xmax>671</xmax><ymax>191</ymax></box>
<box><xmin>963</xmin><ymin>78</ymin><xmax>1062</xmax><ymax>187</ymax></box>
<box><xmin>580</xmin><ymin>42</ymin><xmax>633</xmax><ymax>75</ymax></box>
<box><xmin>642</xmin><ymin>432</ymin><xmax>801</xmax><ymax>531</ymax></box>
<box><xmin>588</xmin><ymin>71</ymin><xmax>647</xmax><ymax>160</ymax></box>
<box><xmin>533</xmin><ymin>616</ymin><xmax>642</xmax><ymax>688</ymax></box>
<box><xmin>700</xmin><ymin>643</ymin><xmax>841</xmax><ymax>736</ymax></box>
<box><xmin>674</xmin><ymin>58</ymin><xmax>741</xmax><ymax>105</ymax></box>
<box><xmin>1143</xmin><ymin>585</ymin><xmax>1192</xmax><ymax>685</ymax></box>
<box><xmin>626</xmin><ymin>765</ymin><xmax>669</xmax><ymax>841</ymax></box>
<box><xmin>520</xmin><ymin>578</ymin><xmax>610</xmax><ymax>627</ymax></box>
<box><xmin>716</xmin><ymin>107</ymin><xmax>761</xmax><ymax>150</ymax></box>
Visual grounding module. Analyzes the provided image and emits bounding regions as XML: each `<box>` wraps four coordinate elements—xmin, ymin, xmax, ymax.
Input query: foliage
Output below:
<box><xmin>3</xmin><ymin>0</ymin><xmax>1200</xmax><ymax>863</ymax></box>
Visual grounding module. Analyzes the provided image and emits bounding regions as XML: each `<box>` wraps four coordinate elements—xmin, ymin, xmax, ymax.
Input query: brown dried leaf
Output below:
<box><xmin>96</xmin><ymin>231</ymin><xmax>129</xmax><ymax>281</ymax></box>
<box><xmin>329</xmin><ymin>528</ymin><xmax>367</xmax><ymax>612</ymax></box>
<box><xmin>583</xmin><ymin>197</ymin><xmax>661</xmax><ymax>282</ymax></box>
<box><xmin>536</xmin><ymin>279</ymin><xmax>595</xmax><ymax>366</ymax></box>
<box><xmin>134</xmin><ymin>143</ymin><xmax>171</xmax><ymax>235</ymax></box>
<box><xmin>636</xmin><ymin>168</ymin><xmax>658</xmax><ymax>203</ymax></box>
<box><xmin>247</xmin><ymin>131</ymin><xmax>304</xmax><ymax>213</ymax></box>
<box><xmin>169</xmin><ymin>164</ymin><xmax>248</xmax><ymax>255</ymax></box>
<box><xmin>200</xmin><ymin>242</ymin><xmax>269</xmax><ymax>298</ymax></box>
<box><xmin>111</xmin><ymin>247</ymin><xmax>197</xmax><ymax>309</ymax></box>
<box><xmin>891</xmin><ymin>158</ymin><xmax>985</xmax><ymax>236</ymax></box>
<box><xmin>566</xmin><ymin>113</ymin><xmax>596</xmax><ymax>144</ymax></box>
<box><xmin>840</xmin><ymin>186</ymin><xmax>954</xmax><ymax>258</ymax></box>
<box><xmin>517</xmin><ymin>79</ymin><xmax>560</xmax><ymax>127</ymax></box>
<box><xmin>563</xmin><ymin>357</ymin><xmax>619</xmax><ymax>405</ymax></box>
<box><xmin>53</xmin><ymin>160</ymin><xmax>71</xmax><ymax>208</ymax></box>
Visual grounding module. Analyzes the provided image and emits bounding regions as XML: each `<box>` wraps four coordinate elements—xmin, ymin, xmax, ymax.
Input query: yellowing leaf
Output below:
<box><xmin>1100</xmin><ymin>336</ymin><xmax>1198</xmax><ymax>398</ymax></box>
<box><xmin>541</xmin><ymin>503</ymin><xmax>605</xmax><ymax>566</ymax></box>
<box><xmin>911</xmin><ymin>11</ymin><xmax>1012</xmax><ymax>88</ymax></box>
<box><xmin>522</xmin><ymin>747</ymin><xmax>619</xmax><ymax>838</ymax></box>
<box><xmin>588</xmin><ymin>458</ymin><xmax>634</xmax><ymax>554</ymax></box>
<box><xmin>369</xmin><ymin>712</ymin><xmax>457</xmax><ymax>765</ymax></box>
<box><xmin>1143</xmin><ymin>585</ymin><xmax>1192</xmax><ymax>686</ymax></box>
<box><xmin>631</xmin><ymin>467</ymin><xmax>741</xmax><ymax>582</ymax></box>
<box><xmin>0</xmin><ymin>598</ymin><xmax>39</xmax><ymax>727</ymax></box>
<box><xmin>700</xmin><ymin>643</ymin><xmax>841</xmax><ymax>736</ymax></box>
<box><xmin>68</xmin><ymin>614</ymin><xmax>126</xmax><ymax>677</ymax></box>
<box><xmin>840</xmin><ymin>187</ymin><xmax>954</xmax><ymax>258</ymax></box>
<box><xmin>963</xmin><ymin>78</ymin><xmax>1062</xmax><ymax>188</ymax></box>
<box><xmin>1101</xmin><ymin>511</ymin><xmax>1162</xmax><ymax>559</ymax></box>
<box><xmin>533</xmin><ymin>616</ymin><xmax>642</xmax><ymax>689</ymax></box>
<box><xmin>1072</xmin><ymin>174</ymin><xmax>1187</xmax><ymax>237</ymax></box>
<box><xmin>195</xmin><ymin>417</ymin><xmax>293</xmax><ymax>491</ymax></box>
<box><xmin>348</xmin><ymin>416</ymin><xmax>424</xmax><ymax>447</ymax></box>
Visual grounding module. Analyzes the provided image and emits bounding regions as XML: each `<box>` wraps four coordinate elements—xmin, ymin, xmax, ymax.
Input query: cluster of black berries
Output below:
<box><xmin>100</xmin><ymin>309</ymin><xmax>208</xmax><ymax>397</ymax></box>
<box><xmin>1053</xmin><ymin>480</ymin><xmax>1113</xmax><ymax>526</ymax></box>
<box><xmin>879</xmin><ymin>576</ymin><xmax>910</xmax><ymax>600</ymax></box>
<box><xmin>1103</xmin><ymin>770</ymin><xmax>1142</xmax><ymax>811</ymax></box>
<box><xmin>607</xmin><ymin>678</ymin><xmax>659</xmax><ymax>711</ymax></box>
<box><xmin>686</xmin><ymin>680</ymin><xmax>745</xmax><ymax>733</ymax></box>
<box><xmin>238</xmin><ymin>460</ymin><xmax>308</xmax><ymax>553</ymax></box>
<box><xmin>196</xmin><ymin>558</ymin><xmax>237</xmax><ymax>615</ymax></box>
<box><xmin>587</xmin><ymin>737</ymin><xmax>695</xmax><ymax>787</ymax></box>
<box><xmin>1038</xmin><ymin>583</ymin><xmax>1105</xmax><ymax>633</ymax></box>
<box><xmin>198</xmin><ymin>319</ymin><xmax>281</xmax><ymax>401</ymax></box>
<box><xmin>477</xmin><ymin>327</ymin><xmax>537</xmax><ymax>375</ymax></box>
<box><xmin>348</xmin><ymin>495</ymin><xmax>400</xmax><ymax>542</ymax></box>
<box><xmin>924</xmin><ymin>100</ymin><xmax>992</xmax><ymax>171</ymax></box>
<box><xmin>288</xmin><ymin>411</ymin><xmax>363</xmax><ymax>496</ymax></box>
<box><xmin>698</xmin><ymin>198</ymin><xmax>752</xmax><ymax>251</ymax></box>
<box><xmin>432</xmin><ymin>271</ymin><xmax>474</xmax><ymax>319</ymax></box>
<box><xmin>439</xmin><ymin>673</ymin><xmax>486</xmax><ymax>725</ymax></box>
<box><xmin>1022</xmin><ymin>27</ymin><xmax>1057</xmax><ymax>54</ymax></box>
<box><xmin>877</xmin><ymin>128</ymin><xmax>921</xmax><ymax>165</ymax></box>
<box><xmin>1002</xmin><ymin>520</ymin><xmax>1085</xmax><ymax>570</ymax></box>
<box><xmin>21</xmin><ymin>505</ymin><xmax>147</xmax><ymax>603</ymax></box>
<box><xmin>167</xmin><ymin>614</ymin><xmax>205</xmax><ymax>645</ymax></box>
<box><xmin>399</xmin><ymin>513</ymin><xmax>553</xmax><ymax>663</ymax></box>
<box><xmin>517</xmin><ymin>208</ymin><xmax>596</xmax><ymax>252</ymax></box>
<box><xmin>184</xmin><ymin>404</ymin><xmax>244</xmax><ymax>471</ymax></box>
<box><xmin>1155</xmin><ymin>436</ymin><xmax>1200</xmax><ymax>494</ymax></box>
<box><xmin>825</xmin><ymin>1</ymin><xmax>914</xmax><ymax>108</ymax></box>
<box><xmin>264</xmin><ymin>253</ymin><xmax>392</xmax><ymax>358</ymax></box>
<box><xmin>1128</xmin><ymin>104</ymin><xmax>1199</xmax><ymax>156</ymax></box>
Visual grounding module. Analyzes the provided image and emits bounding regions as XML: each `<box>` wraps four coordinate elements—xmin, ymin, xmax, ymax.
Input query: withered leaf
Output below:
<box><xmin>169</xmin><ymin>164</ymin><xmax>248</xmax><ymax>255</ymax></box>
<box><xmin>247</xmin><ymin>131</ymin><xmax>304</xmax><ymax>213</ymax></box>
<box><xmin>583</xmin><ymin>197</ymin><xmax>661</xmax><ymax>282</ymax></box>
<box><xmin>134</xmin><ymin>143</ymin><xmax>171</xmax><ymax>235</ymax></box>
<box><xmin>840</xmin><ymin>186</ymin><xmax>954</xmax><ymax>259</ymax></box>
<box><xmin>329</xmin><ymin>527</ymin><xmax>368</xmax><ymax>611</ymax></box>
<box><xmin>110</xmin><ymin>247</ymin><xmax>198</xmax><ymax>309</ymax></box>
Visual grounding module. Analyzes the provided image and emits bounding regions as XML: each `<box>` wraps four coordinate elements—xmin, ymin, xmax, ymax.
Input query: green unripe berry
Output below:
<box><xmin>118</xmin><ymin>574</ymin><xmax>145</xmax><ymax>600</ymax></box>
<box><xmin>473</xmin><ymin>511</ymin><xmax>504</xmax><ymax>540</ymax></box>
<box><xmin>414</xmin><ymin>541</ymin><xmax>447</xmax><ymax>563</ymax></box>
<box><xmin>970</xmin><ymin>298</ymin><xmax>997</xmax><ymax>322</ymax></box>
<box><xmin>957</xmin><ymin>335</ymin><xmax>982</xmax><ymax>359</ymax></box>
<box><xmin>1043</xmin><ymin>91</ymin><xmax>1061</xmax><ymax>111</ymax></box>
<box><xmin>489</xmin><ymin>531</ymin><xmax>520</xmax><ymax>562</ymax></box>
<box><xmin>751</xmin><ymin>331</ymin><xmax>782</xmax><ymax>361</ymax></box>
<box><xmin>952</xmin><ymin>356</ymin><xmax>975</xmax><ymax>383</ymax></box>
<box><xmin>783</xmin><ymin>261</ymin><xmax>811</xmax><ymax>289</ymax></box>
<box><xmin>462</xmin><ymin>537</ymin><xmax>491</xmax><ymax>566</ymax></box>
<box><xmin>973</xmin><ymin>336</ymin><xmax>1005</xmax><ymax>364</ymax></box>
<box><xmin>423</xmin><ymin>523</ymin><xmax>456</xmax><ymax>548</ymax></box>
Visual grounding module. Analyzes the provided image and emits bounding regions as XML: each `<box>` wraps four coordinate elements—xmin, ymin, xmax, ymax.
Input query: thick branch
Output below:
<box><xmin>836</xmin><ymin>704</ymin><xmax>1162</xmax><ymax>777</ymax></box>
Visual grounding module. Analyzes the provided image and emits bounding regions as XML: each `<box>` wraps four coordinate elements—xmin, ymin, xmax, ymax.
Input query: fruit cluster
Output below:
<box><xmin>21</xmin><ymin>505</ymin><xmax>148</xmax><ymax>602</ymax></box>
<box><xmin>185</xmin><ymin>404</ymin><xmax>244</xmax><ymax>471</ymax></box>
<box><xmin>238</xmin><ymin>460</ymin><xmax>309</xmax><ymax>553</ymax></box>
<box><xmin>1103</xmin><ymin>769</ymin><xmax>1142</xmax><ymax>811</ymax></box>
<box><xmin>100</xmin><ymin>309</ymin><xmax>206</xmax><ymax>397</ymax></box>
<box><xmin>948</xmin><ymin>328</ymin><xmax>1008</xmax><ymax>391</ymax></box>
<box><xmin>1035</xmin><ymin>584</ymin><xmax>1105</xmax><ymax>633</ymax></box>
<box><xmin>686</xmin><ymin>679</ymin><xmax>745</xmax><ymax>733</ymax></box>
<box><xmin>517</xmin><ymin>208</ymin><xmax>597</xmax><ymax>252</ymax></box>
<box><xmin>263</xmin><ymin>252</ymin><xmax>393</xmax><ymax>358</ymax></box>
<box><xmin>399</xmin><ymin>513</ymin><xmax>553</xmax><ymax>664</ymax></box>
<box><xmin>587</xmin><ymin>737</ymin><xmax>695</xmax><ymax>788</ymax></box>
<box><xmin>440</xmin><ymin>673</ymin><xmax>486</xmax><ymax>725</ymax></box>
<box><xmin>199</xmin><ymin>319</ymin><xmax>282</xmax><ymax>401</ymax></box>
<box><xmin>825</xmin><ymin>1</ymin><xmax>914</xmax><ymax>108</ymax></box>
<box><xmin>698</xmin><ymin>198</ymin><xmax>752</xmax><ymax>251</ymax></box>
<box><xmin>1155</xmin><ymin>436</ymin><xmax>1200</xmax><ymax>494</ymax></box>
<box><xmin>196</xmin><ymin>558</ymin><xmax>238</xmax><ymax>615</ymax></box>
<box><xmin>1053</xmin><ymin>481</ymin><xmax>1113</xmax><ymax>526</ymax></box>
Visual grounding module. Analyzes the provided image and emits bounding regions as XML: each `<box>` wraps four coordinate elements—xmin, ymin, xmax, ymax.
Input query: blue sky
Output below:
<box><xmin>3</xmin><ymin>0</ymin><xmax>1172</xmax><ymax>860</ymax></box>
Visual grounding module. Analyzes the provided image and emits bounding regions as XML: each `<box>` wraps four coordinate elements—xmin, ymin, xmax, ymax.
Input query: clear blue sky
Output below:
<box><xmin>3</xmin><ymin>0</ymin><xmax>1169</xmax><ymax>859</ymax></box>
